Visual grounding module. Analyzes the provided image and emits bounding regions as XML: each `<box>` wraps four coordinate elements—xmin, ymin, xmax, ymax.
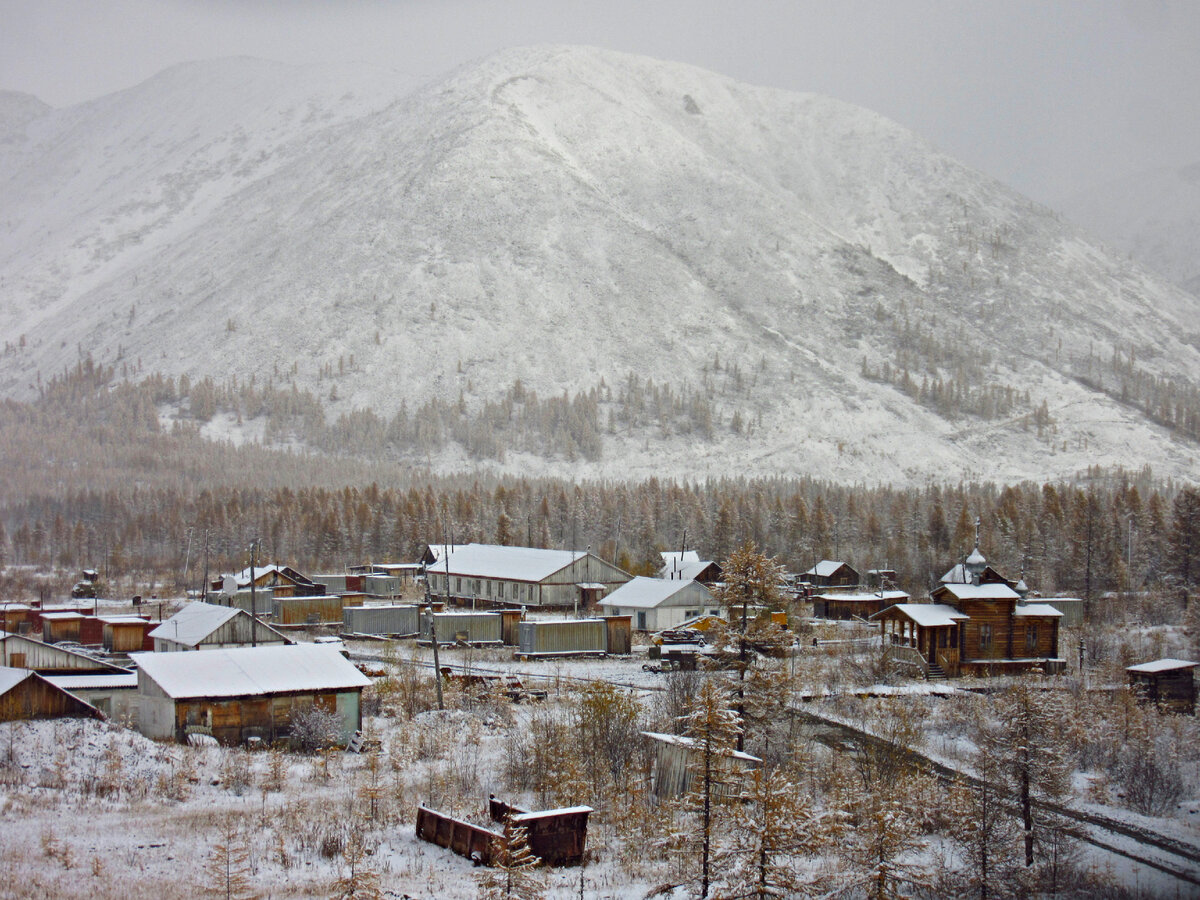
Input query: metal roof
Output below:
<box><xmin>873</xmin><ymin>603</ymin><xmax>968</xmax><ymax>627</ymax></box>
<box><xmin>434</xmin><ymin>543</ymin><xmax>609</xmax><ymax>582</ymax></box>
<box><xmin>148</xmin><ymin>601</ymin><xmax>241</xmax><ymax>646</ymax></box>
<box><xmin>936</xmin><ymin>583</ymin><xmax>1021</xmax><ymax>601</ymax></box>
<box><xmin>132</xmin><ymin>644</ymin><xmax>370</xmax><ymax>699</ymax></box>
<box><xmin>1126</xmin><ymin>658</ymin><xmax>1199</xmax><ymax>674</ymax></box>
<box><xmin>599</xmin><ymin>576</ymin><xmax>711</xmax><ymax>609</ymax></box>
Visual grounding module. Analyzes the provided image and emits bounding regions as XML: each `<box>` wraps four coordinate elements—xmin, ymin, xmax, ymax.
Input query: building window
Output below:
<box><xmin>455</xmin><ymin>578</ymin><xmax>462</xmax><ymax>593</ymax></box>
<box><xmin>979</xmin><ymin>623</ymin><xmax>993</xmax><ymax>650</ymax></box>
<box><xmin>1025</xmin><ymin>625</ymin><xmax>1038</xmax><ymax>651</ymax></box>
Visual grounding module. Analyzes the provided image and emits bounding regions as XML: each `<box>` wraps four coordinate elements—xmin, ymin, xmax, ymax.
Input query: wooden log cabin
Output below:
<box><xmin>872</xmin><ymin>544</ymin><xmax>1064</xmax><ymax>678</ymax></box>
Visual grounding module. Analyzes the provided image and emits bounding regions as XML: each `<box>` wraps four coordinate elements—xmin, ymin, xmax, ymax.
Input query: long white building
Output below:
<box><xmin>424</xmin><ymin>544</ymin><xmax>631</xmax><ymax>608</ymax></box>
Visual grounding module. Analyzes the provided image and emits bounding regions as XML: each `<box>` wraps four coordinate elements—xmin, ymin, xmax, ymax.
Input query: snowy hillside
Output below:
<box><xmin>1058</xmin><ymin>162</ymin><xmax>1200</xmax><ymax>297</ymax></box>
<box><xmin>2</xmin><ymin>46</ymin><xmax>1199</xmax><ymax>485</ymax></box>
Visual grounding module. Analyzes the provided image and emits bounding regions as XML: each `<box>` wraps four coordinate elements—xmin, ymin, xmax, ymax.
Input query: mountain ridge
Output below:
<box><xmin>1</xmin><ymin>46</ymin><xmax>1198</xmax><ymax>486</ymax></box>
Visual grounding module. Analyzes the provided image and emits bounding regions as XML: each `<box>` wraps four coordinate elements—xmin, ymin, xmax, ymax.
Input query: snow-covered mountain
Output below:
<box><xmin>2</xmin><ymin>46</ymin><xmax>1199</xmax><ymax>485</ymax></box>
<box><xmin>1058</xmin><ymin>162</ymin><xmax>1200</xmax><ymax>298</ymax></box>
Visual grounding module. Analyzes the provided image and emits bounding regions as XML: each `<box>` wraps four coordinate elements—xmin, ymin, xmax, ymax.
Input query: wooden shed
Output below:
<box><xmin>1127</xmin><ymin>659</ymin><xmax>1198</xmax><ymax>715</ymax></box>
<box><xmin>272</xmin><ymin>594</ymin><xmax>353</xmax><ymax>627</ymax></box>
<box><xmin>0</xmin><ymin>631</ymin><xmax>130</xmax><ymax>675</ymax></box>
<box><xmin>99</xmin><ymin>616</ymin><xmax>154</xmax><ymax>652</ymax></box>
<box><xmin>642</xmin><ymin>731</ymin><xmax>762</xmax><ymax>801</ymax></box>
<box><xmin>0</xmin><ymin>666</ymin><xmax>104</xmax><ymax>722</ymax></box>
<box><xmin>132</xmin><ymin>644</ymin><xmax>371</xmax><ymax>746</ymax></box>
<box><xmin>41</xmin><ymin>612</ymin><xmax>85</xmax><ymax>644</ymax></box>
<box><xmin>813</xmin><ymin>589</ymin><xmax>908</xmax><ymax>621</ymax></box>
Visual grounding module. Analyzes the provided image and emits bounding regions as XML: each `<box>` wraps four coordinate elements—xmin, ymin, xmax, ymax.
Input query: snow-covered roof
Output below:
<box><xmin>96</xmin><ymin>615</ymin><xmax>151</xmax><ymax>625</ymax></box>
<box><xmin>657</xmin><ymin>559</ymin><xmax>718</xmax><ymax>581</ymax></box>
<box><xmin>434</xmin><ymin>543</ymin><xmax>609</xmax><ymax>582</ymax></box>
<box><xmin>805</xmin><ymin>560</ymin><xmax>849</xmax><ymax>578</ymax></box>
<box><xmin>223</xmin><ymin>564</ymin><xmax>312</xmax><ymax>588</ymax></box>
<box><xmin>0</xmin><ymin>667</ymin><xmax>31</xmax><ymax>695</ymax></box>
<box><xmin>936</xmin><ymin>582</ymin><xmax>1021</xmax><ymax>602</ymax></box>
<box><xmin>1126</xmin><ymin>658</ymin><xmax>1199</xmax><ymax>674</ymax></box>
<box><xmin>46</xmin><ymin>673</ymin><xmax>139</xmax><ymax>690</ymax></box>
<box><xmin>599</xmin><ymin>576</ymin><xmax>710</xmax><ymax>609</ymax></box>
<box><xmin>940</xmin><ymin>563</ymin><xmax>969</xmax><ymax>584</ymax></box>
<box><xmin>512</xmin><ymin>806</ymin><xmax>593</xmax><ymax>820</ymax></box>
<box><xmin>641</xmin><ymin>731</ymin><xmax>761</xmax><ymax>763</ymax></box>
<box><xmin>131</xmin><ymin>644</ymin><xmax>370</xmax><ymax>699</ymax></box>
<box><xmin>148</xmin><ymin>601</ymin><xmax>241</xmax><ymax>646</ymax></box>
<box><xmin>660</xmin><ymin>551</ymin><xmax>700</xmax><ymax>565</ymax></box>
<box><xmin>966</xmin><ymin>547</ymin><xmax>986</xmax><ymax>565</ymax></box>
<box><xmin>874</xmin><ymin>603</ymin><xmax>968</xmax><ymax>627</ymax></box>
<box><xmin>40</xmin><ymin>612</ymin><xmax>86</xmax><ymax>621</ymax></box>
<box><xmin>813</xmin><ymin>590</ymin><xmax>908</xmax><ymax>602</ymax></box>
<box><xmin>1011</xmin><ymin>603</ymin><xmax>1063</xmax><ymax>618</ymax></box>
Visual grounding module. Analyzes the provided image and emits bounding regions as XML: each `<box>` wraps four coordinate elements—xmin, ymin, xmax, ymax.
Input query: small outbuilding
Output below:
<box><xmin>599</xmin><ymin>577</ymin><xmax>717</xmax><ymax>632</ymax></box>
<box><xmin>1127</xmin><ymin>658</ymin><xmax>1198</xmax><ymax>715</ymax></box>
<box><xmin>0</xmin><ymin>666</ymin><xmax>104</xmax><ymax>722</ymax></box>
<box><xmin>813</xmin><ymin>589</ymin><xmax>909</xmax><ymax>621</ymax></box>
<box><xmin>642</xmin><ymin>731</ymin><xmax>761</xmax><ymax>801</ymax></box>
<box><xmin>132</xmin><ymin>644</ymin><xmax>371</xmax><ymax>745</ymax></box>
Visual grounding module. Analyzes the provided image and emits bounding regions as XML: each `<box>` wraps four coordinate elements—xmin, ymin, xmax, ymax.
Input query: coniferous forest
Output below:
<box><xmin>2</xmin><ymin>360</ymin><xmax>1199</xmax><ymax>626</ymax></box>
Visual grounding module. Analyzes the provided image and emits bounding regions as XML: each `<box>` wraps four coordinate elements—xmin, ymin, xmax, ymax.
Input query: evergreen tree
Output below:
<box><xmin>684</xmin><ymin>679</ymin><xmax>744</xmax><ymax>900</ymax></box>
<box><xmin>476</xmin><ymin>818</ymin><xmax>543</xmax><ymax>900</ymax></box>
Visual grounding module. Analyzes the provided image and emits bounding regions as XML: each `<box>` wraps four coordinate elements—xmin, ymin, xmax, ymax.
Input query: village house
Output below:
<box><xmin>211</xmin><ymin>566</ymin><xmax>324</xmax><ymax>602</ymax></box>
<box><xmin>599</xmin><ymin>576</ymin><xmax>718</xmax><ymax>632</ymax></box>
<box><xmin>131</xmin><ymin>643</ymin><xmax>370</xmax><ymax>746</ymax></box>
<box><xmin>872</xmin><ymin>544</ymin><xmax>1064</xmax><ymax>678</ymax></box>
<box><xmin>149</xmin><ymin>601</ymin><xmax>291</xmax><ymax>652</ymax></box>
<box><xmin>804</xmin><ymin>560</ymin><xmax>860</xmax><ymax>589</ymax></box>
<box><xmin>424</xmin><ymin>543</ymin><xmax>631</xmax><ymax>609</ymax></box>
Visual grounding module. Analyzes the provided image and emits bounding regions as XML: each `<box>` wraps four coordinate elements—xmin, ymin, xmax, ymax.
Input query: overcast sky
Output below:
<box><xmin>2</xmin><ymin>0</ymin><xmax>1198</xmax><ymax>205</ymax></box>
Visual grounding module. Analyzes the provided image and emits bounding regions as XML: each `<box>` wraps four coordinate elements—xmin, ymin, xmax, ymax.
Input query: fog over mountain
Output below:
<box><xmin>2</xmin><ymin>46</ymin><xmax>1198</xmax><ymax>485</ymax></box>
<box><xmin>1059</xmin><ymin>162</ymin><xmax>1200</xmax><ymax>299</ymax></box>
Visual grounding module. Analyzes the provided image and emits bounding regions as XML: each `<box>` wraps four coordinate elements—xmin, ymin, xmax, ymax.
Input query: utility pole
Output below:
<box><xmin>249</xmin><ymin>539</ymin><xmax>258</xmax><ymax>648</ymax></box>
<box><xmin>201</xmin><ymin>529</ymin><xmax>209</xmax><ymax>603</ymax></box>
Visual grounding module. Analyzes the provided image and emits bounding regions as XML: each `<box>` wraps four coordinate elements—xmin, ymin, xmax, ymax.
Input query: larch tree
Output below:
<box><xmin>684</xmin><ymin>678</ymin><xmax>744</xmax><ymax>900</ymax></box>
<box><xmin>475</xmin><ymin>817</ymin><xmax>543</xmax><ymax>900</ymax></box>
<box><xmin>714</xmin><ymin>541</ymin><xmax>786</xmax><ymax>751</ymax></box>
<box><xmin>711</xmin><ymin>767</ymin><xmax>824</xmax><ymax>900</ymax></box>
<box><xmin>982</xmin><ymin>682</ymin><xmax>1072</xmax><ymax>868</ymax></box>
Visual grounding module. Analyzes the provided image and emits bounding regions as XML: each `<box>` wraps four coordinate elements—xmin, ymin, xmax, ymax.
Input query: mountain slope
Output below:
<box><xmin>2</xmin><ymin>46</ymin><xmax>1199</xmax><ymax>485</ymax></box>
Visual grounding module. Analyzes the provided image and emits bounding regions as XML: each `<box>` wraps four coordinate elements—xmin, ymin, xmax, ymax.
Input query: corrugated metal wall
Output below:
<box><xmin>420</xmin><ymin>612</ymin><xmax>502</xmax><ymax>645</ymax></box>
<box><xmin>342</xmin><ymin>604</ymin><xmax>420</xmax><ymax>636</ymax></box>
<box><xmin>517</xmin><ymin>619</ymin><xmax>606</xmax><ymax>654</ymax></box>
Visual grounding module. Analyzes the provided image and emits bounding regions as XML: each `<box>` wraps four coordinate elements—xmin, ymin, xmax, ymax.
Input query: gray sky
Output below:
<box><xmin>2</xmin><ymin>0</ymin><xmax>1199</xmax><ymax>204</ymax></box>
